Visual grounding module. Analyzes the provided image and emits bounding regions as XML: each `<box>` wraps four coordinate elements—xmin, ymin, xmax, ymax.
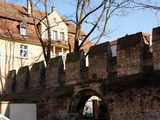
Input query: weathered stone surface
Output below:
<box><xmin>5</xmin><ymin>70</ymin><xmax>16</xmax><ymax>94</ymax></box>
<box><xmin>37</xmin><ymin>98</ymin><xmax>70</xmax><ymax>120</ymax></box>
<box><xmin>45</xmin><ymin>56</ymin><xmax>64</xmax><ymax>88</ymax></box>
<box><xmin>3</xmin><ymin>27</ymin><xmax>160</xmax><ymax>120</ymax></box>
<box><xmin>30</xmin><ymin>61</ymin><xmax>46</xmax><ymax>89</ymax></box>
<box><xmin>88</xmin><ymin>42</ymin><xmax>112</xmax><ymax>80</ymax></box>
<box><xmin>105</xmin><ymin>87</ymin><xmax>160</xmax><ymax>120</ymax></box>
<box><xmin>16</xmin><ymin>66</ymin><xmax>30</xmax><ymax>93</ymax></box>
<box><xmin>117</xmin><ymin>32</ymin><xmax>145</xmax><ymax>77</ymax></box>
<box><xmin>152</xmin><ymin>26</ymin><xmax>160</xmax><ymax>70</ymax></box>
<box><xmin>65</xmin><ymin>52</ymin><xmax>85</xmax><ymax>84</ymax></box>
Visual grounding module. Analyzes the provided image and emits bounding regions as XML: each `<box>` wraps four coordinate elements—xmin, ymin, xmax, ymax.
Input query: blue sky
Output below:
<box><xmin>107</xmin><ymin>9</ymin><xmax>160</xmax><ymax>40</ymax></box>
<box><xmin>7</xmin><ymin>0</ymin><xmax>160</xmax><ymax>43</ymax></box>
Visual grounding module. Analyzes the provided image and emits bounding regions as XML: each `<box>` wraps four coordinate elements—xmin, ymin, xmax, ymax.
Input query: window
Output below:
<box><xmin>43</xmin><ymin>30</ymin><xmax>48</xmax><ymax>39</ymax></box>
<box><xmin>20</xmin><ymin>23</ymin><xmax>27</xmax><ymax>36</ymax></box>
<box><xmin>20</xmin><ymin>27</ymin><xmax>27</xmax><ymax>36</ymax></box>
<box><xmin>60</xmin><ymin>32</ymin><xmax>65</xmax><ymax>41</ymax></box>
<box><xmin>52</xmin><ymin>30</ymin><xmax>58</xmax><ymax>40</ymax></box>
<box><xmin>20</xmin><ymin>45</ymin><xmax>28</xmax><ymax>58</ymax></box>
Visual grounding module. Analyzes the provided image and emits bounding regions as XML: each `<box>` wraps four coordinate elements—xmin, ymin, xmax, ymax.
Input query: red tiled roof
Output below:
<box><xmin>0</xmin><ymin>2</ymin><xmax>44</xmax><ymax>44</ymax></box>
<box><xmin>0</xmin><ymin>2</ymin><xmax>44</xmax><ymax>24</ymax></box>
<box><xmin>0</xmin><ymin>1</ymin><xmax>92</xmax><ymax>50</ymax></box>
<box><xmin>65</xmin><ymin>21</ymin><xmax>86</xmax><ymax>36</ymax></box>
<box><xmin>0</xmin><ymin>18</ymin><xmax>39</xmax><ymax>44</ymax></box>
<box><xmin>65</xmin><ymin>21</ymin><xmax>92</xmax><ymax>51</ymax></box>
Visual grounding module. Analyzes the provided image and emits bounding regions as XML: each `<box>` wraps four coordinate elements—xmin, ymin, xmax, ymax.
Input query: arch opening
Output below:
<box><xmin>69</xmin><ymin>89</ymin><xmax>109</xmax><ymax>120</ymax></box>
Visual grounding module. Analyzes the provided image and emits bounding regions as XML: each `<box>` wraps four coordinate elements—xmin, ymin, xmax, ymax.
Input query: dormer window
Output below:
<box><xmin>20</xmin><ymin>22</ymin><xmax>27</xmax><ymax>36</ymax></box>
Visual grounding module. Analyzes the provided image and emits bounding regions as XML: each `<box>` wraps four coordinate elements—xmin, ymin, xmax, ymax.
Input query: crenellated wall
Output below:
<box><xmin>152</xmin><ymin>26</ymin><xmax>160</xmax><ymax>70</ymax></box>
<box><xmin>3</xmin><ymin>32</ymin><xmax>153</xmax><ymax>94</ymax></box>
<box><xmin>88</xmin><ymin>42</ymin><xmax>112</xmax><ymax>80</ymax></box>
<box><xmin>2</xmin><ymin>27</ymin><xmax>160</xmax><ymax>120</ymax></box>
<box><xmin>117</xmin><ymin>32</ymin><xmax>144</xmax><ymax>77</ymax></box>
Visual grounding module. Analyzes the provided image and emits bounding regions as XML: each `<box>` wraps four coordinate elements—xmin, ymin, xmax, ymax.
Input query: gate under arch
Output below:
<box><xmin>68</xmin><ymin>89</ymin><xmax>110</xmax><ymax>120</ymax></box>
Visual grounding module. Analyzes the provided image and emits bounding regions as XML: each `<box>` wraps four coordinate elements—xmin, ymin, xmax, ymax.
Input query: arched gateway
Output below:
<box><xmin>2</xmin><ymin>28</ymin><xmax>160</xmax><ymax>120</ymax></box>
<box><xmin>68</xmin><ymin>89</ymin><xmax>110</xmax><ymax>120</ymax></box>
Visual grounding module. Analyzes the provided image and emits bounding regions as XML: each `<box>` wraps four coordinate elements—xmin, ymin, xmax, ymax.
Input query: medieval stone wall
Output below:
<box><xmin>1</xmin><ymin>26</ymin><xmax>160</xmax><ymax>120</ymax></box>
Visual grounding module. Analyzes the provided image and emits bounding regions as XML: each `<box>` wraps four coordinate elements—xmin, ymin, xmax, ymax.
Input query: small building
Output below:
<box><xmin>0</xmin><ymin>1</ymin><xmax>92</xmax><ymax>92</ymax></box>
<box><xmin>0</xmin><ymin>1</ymin><xmax>92</xmax><ymax>119</ymax></box>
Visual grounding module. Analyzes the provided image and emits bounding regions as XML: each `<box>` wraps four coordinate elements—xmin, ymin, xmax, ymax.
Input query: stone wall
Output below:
<box><xmin>2</xmin><ymin>26</ymin><xmax>160</xmax><ymax>120</ymax></box>
<box><xmin>153</xmin><ymin>26</ymin><xmax>160</xmax><ymax>70</ymax></box>
<box><xmin>106</xmin><ymin>87</ymin><xmax>160</xmax><ymax>120</ymax></box>
<box><xmin>3</xmin><ymin>32</ymin><xmax>153</xmax><ymax>94</ymax></box>
<box><xmin>117</xmin><ymin>32</ymin><xmax>144</xmax><ymax>77</ymax></box>
<box><xmin>88</xmin><ymin>42</ymin><xmax>112</xmax><ymax>80</ymax></box>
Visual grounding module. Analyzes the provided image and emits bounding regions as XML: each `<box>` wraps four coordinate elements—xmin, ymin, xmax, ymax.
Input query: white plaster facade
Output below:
<box><xmin>0</xmin><ymin>9</ymin><xmax>69</xmax><ymax>93</ymax></box>
<box><xmin>41</xmin><ymin>10</ymin><xmax>69</xmax><ymax>57</ymax></box>
<box><xmin>0</xmin><ymin>39</ymin><xmax>43</xmax><ymax>92</ymax></box>
<box><xmin>0</xmin><ymin>102</ymin><xmax>37</xmax><ymax>120</ymax></box>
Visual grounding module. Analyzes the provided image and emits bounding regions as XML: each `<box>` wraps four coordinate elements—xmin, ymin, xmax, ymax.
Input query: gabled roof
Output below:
<box><xmin>0</xmin><ymin>1</ymin><xmax>92</xmax><ymax>50</ymax></box>
<box><xmin>65</xmin><ymin>21</ymin><xmax>86</xmax><ymax>36</ymax></box>
<box><xmin>65</xmin><ymin>21</ymin><xmax>92</xmax><ymax>51</ymax></box>
<box><xmin>0</xmin><ymin>18</ymin><xmax>39</xmax><ymax>44</ymax></box>
<box><xmin>0</xmin><ymin>2</ymin><xmax>44</xmax><ymax>24</ymax></box>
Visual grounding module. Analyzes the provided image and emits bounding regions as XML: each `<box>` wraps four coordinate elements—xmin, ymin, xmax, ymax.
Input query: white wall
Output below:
<box><xmin>41</xmin><ymin>10</ymin><xmax>68</xmax><ymax>41</ymax></box>
<box><xmin>0</xmin><ymin>39</ymin><xmax>44</xmax><ymax>93</ymax></box>
<box><xmin>9</xmin><ymin>104</ymin><xmax>37</xmax><ymax>120</ymax></box>
<box><xmin>0</xmin><ymin>102</ymin><xmax>9</xmax><ymax>116</ymax></box>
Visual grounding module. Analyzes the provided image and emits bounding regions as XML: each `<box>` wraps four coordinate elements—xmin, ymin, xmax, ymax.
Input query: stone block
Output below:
<box><xmin>30</xmin><ymin>61</ymin><xmax>46</xmax><ymax>89</ymax></box>
<box><xmin>152</xmin><ymin>26</ymin><xmax>160</xmax><ymax>70</ymax></box>
<box><xmin>16</xmin><ymin>66</ymin><xmax>30</xmax><ymax>93</ymax></box>
<box><xmin>117</xmin><ymin>32</ymin><xmax>144</xmax><ymax>77</ymax></box>
<box><xmin>65</xmin><ymin>52</ymin><xmax>85</xmax><ymax>84</ymax></box>
<box><xmin>5</xmin><ymin>70</ymin><xmax>16</xmax><ymax>94</ymax></box>
<box><xmin>45</xmin><ymin>56</ymin><xmax>64</xmax><ymax>88</ymax></box>
<box><xmin>88</xmin><ymin>42</ymin><xmax>112</xmax><ymax>80</ymax></box>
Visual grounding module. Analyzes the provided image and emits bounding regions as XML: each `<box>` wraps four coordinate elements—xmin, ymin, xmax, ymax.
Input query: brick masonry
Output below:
<box><xmin>153</xmin><ymin>26</ymin><xmax>160</xmax><ymax>70</ymax></box>
<box><xmin>88</xmin><ymin>42</ymin><xmax>112</xmax><ymax>80</ymax></box>
<box><xmin>1</xmin><ymin>26</ymin><xmax>160</xmax><ymax>120</ymax></box>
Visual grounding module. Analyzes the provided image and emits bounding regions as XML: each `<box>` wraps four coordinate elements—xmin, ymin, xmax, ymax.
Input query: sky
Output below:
<box><xmin>6</xmin><ymin>0</ymin><xmax>160</xmax><ymax>43</ymax></box>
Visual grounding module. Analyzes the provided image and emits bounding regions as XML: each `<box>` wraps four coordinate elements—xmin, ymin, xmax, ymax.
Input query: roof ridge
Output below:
<box><xmin>0</xmin><ymin>1</ymin><xmax>45</xmax><ymax>24</ymax></box>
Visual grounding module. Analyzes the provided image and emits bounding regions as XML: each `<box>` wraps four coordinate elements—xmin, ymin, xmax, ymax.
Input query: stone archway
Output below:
<box><xmin>68</xmin><ymin>89</ymin><xmax>110</xmax><ymax>120</ymax></box>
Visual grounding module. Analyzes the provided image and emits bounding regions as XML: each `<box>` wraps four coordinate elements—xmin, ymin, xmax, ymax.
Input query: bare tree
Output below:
<box><xmin>72</xmin><ymin>0</ymin><xmax>133</xmax><ymax>53</ymax></box>
<box><xmin>28</xmin><ymin>0</ymin><xmax>134</xmax><ymax>63</ymax></box>
<box><xmin>131</xmin><ymin>0</ymin><xmax>160</xmax><ymax>11</ymax></box>
<box><xmin>29</xmin><ymin>0</ymin><xmax>73</xmax><ymax>64</ymax></box>
<box><xmin>28</xmin><ymin>0</ymin><xmax>53</xmax><ymax>64</ymax></box>
<box><xmin>0</xmin><ymin>0</ymin><xmax>53</xmax><ymax>93</ymax></box>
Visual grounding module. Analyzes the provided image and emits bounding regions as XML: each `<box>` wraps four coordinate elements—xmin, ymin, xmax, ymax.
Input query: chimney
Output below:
<box><xmin>27</xmin><ymin>0</ymin><xmax>32</xmax><ymax>15</ymax></box>
<box><xmin>51</xmin><ymin>6</ymin><xmax>55</xmax><ymax>12</ymax></box>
